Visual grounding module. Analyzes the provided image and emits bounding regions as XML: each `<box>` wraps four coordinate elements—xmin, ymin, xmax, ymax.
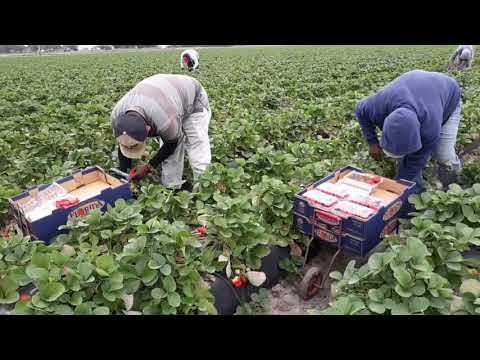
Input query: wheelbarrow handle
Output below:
<box><xmin>109</xmin><ymin>168</ymin><xmax>131</xmax><ymax>181</ymax></box>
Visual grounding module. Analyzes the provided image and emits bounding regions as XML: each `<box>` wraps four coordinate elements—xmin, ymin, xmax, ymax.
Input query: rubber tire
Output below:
<box><xmin>298</xmin><ymin>266</ymin><xmax>323</xmax><ymax>300</ymax></box>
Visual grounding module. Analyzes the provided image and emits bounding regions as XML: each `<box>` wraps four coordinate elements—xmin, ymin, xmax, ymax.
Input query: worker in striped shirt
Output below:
<box><xmin>449</xmin><ymin>45</ymin><xmax>475</xmax><ymax>70</ymax></box>
<box><xmin>111</xmin><ymin>74</ymin><xmax>211</xmax><ymax>189</ymax></box>
<box><xmin>180</xmin><ymin>49</ymin><xmax>200</xmax><ymax>72</ymax></box>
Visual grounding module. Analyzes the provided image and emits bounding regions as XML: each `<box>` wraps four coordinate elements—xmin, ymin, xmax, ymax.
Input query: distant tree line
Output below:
<box><xmin>166</xmin><ymin>45</ymin><xmax>234</xmax><ymax>48</ymax></box>
<box><xmin>0</xmin><ymin>45</ymin><xmax>231</xmax><ymax>54</ymax></box>
<box><xmin>0</xmin><ymin>45</ymin><xmax>79</xmax><ymax>54</ymax></box>
<box><xmin>88</xmin><ymin>45</ymin><xmax>160</xmax><ymax>51</ymax></box>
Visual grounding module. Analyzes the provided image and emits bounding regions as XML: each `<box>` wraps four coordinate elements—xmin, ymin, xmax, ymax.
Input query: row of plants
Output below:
<box><xmin>0</xmin><ymin>168</ymin><xmax>300</xmax><ymax>314</ymax></box>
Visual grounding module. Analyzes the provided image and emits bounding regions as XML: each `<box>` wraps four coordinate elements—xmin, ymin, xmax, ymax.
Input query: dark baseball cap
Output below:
<box><xmin>113</xmin><ymin>111</ymin><xmax>148</xmax><ymax>142</ymax></box>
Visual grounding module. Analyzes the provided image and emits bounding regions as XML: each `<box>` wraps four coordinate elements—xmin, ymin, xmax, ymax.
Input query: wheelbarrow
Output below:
<box><xmin>296</xmin><ymin>234</ymin><xmax>385</xmax><ymax>300</ymax></box>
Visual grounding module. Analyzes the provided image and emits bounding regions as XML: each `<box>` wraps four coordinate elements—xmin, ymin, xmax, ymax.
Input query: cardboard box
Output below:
<box><xmin>293</xmin><ymin>165</ymin><xmax>415</xmax><ymax>256</ymax></box>
<box><xmin>9</xmin><ymin>166</ymin><xmax>132</xmax><ymax>244</ymax></box>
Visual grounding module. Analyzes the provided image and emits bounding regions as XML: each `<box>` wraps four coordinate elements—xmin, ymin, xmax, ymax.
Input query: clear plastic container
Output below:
<box><xmin>303</xmin><ymin>189</ymin><xmax>338</xmax><ymax>207</ymax></box>
<box><xmin>332</xmin><ymin>201</ymin><xmax>376</xmax><ymax>219</ymax></box>
<box><xmin>22</xmin><ymin>183</ymin><xmax>68</xmax><ymax>222</ymax></box>
<box><xmin>347</xmin><ymin>193</ymin><xmax>385</xmax><ymax>210</ymax></box>
<box><xmin>338</xmin><ymin>178</ymin><xmax>376</xmax><ymax>194</ymax></box>
<box><xmin>37</xmin><ymin>183</ymin><xmax>67</xmax><ymax>204</ymax></box>
<box><xmin>316</xmin><ymin>182</ymin><xmax>350</xmax><ymax>199</ymax></box>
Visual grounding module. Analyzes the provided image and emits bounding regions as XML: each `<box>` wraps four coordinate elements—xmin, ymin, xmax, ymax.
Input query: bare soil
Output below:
<box><xmin>267</xmin><ymin>247</ymin><xmax>367</xmax><ymax>315</ymax></box>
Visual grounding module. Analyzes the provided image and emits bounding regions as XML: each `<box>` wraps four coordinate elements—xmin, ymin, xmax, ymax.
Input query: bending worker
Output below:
<box><xmin>180</xmin><ymin>49</ymin><xmax>200</xmax><ymax>72</ymax></box>
<box><xmin>449</xmin><ymin>45</ymin><xmax>475</xmax><ymax>70</ymax></box>
<box><xmin>356</xmin><ymin>70</ymin><xmax>462</xmax><ymax>191</ymax></box>
<box><xmin>111</xmin><ymin>74</ymin><xmax>212</xmax><ymax>189</ymax></box>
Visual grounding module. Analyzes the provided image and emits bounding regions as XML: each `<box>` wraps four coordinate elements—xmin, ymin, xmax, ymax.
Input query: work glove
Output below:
<box><xmin>369</xmin><ymin>143</ymin><xmax>383</xmax><ymax>161</ymax></box>
<box><xmin>130</xmin><ymin>164</ymin><xmax>152</xmax><ymax>181</ymax></box>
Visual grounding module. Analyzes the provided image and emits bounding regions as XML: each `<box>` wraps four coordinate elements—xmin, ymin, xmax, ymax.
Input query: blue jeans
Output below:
<box><xmin>402</xmin><ymin>100</ymin><xmax>462</xmax><ymax>192</ymax></box>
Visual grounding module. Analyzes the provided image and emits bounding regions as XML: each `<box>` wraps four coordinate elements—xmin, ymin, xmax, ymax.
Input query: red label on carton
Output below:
<box><xmin>314</xmin><ymin>209</ymin><xmax>342</xmax><ymax>226</ymax></box>
<box><xmin>314</xmin><ymin>228</ymin><xmax>338</xmax><ymax>243</ymax></box>
<box><xmin>68</xmin><ymin>200</ymin><xmax>105</xmax><ymax>220</ymax></box>
<box><xmin>383</xmin><ymin>200</ymin><xmax>402</xmax><ymax>221</ymax></box>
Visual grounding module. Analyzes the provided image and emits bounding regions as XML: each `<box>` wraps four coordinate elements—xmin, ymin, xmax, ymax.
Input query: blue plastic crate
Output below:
<box><xmin>9</xmin><ymin>166</ymin><xmax>132</xmax><ymax>244</ymax></box>
<box><xmin>293</xmin><ymin>165</ymin><xmax>415</xmax><ymax>256</ymax></box>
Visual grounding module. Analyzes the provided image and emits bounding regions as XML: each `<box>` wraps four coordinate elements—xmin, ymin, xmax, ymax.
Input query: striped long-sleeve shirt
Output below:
<box><xmin>111</xmin><ymin>74</ymin><xmax>210</xmax><ymax>143</ymax></box>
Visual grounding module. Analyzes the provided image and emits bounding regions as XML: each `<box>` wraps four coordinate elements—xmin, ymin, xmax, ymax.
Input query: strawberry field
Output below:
<box><xmin>1</xmin><ymin>46</ymin><xmax>480</xmax><ymax>315</ymax></box>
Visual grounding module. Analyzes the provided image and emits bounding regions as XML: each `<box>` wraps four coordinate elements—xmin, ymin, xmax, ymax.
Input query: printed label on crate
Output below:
<box><xmin>314</xmin><ymin>228</ymin><xmax>338</xmax><ymax>243</ymax></box>
<box><xmin>68</xmin><ymin>200</ymin><xmax>105</xmax><ymax>220</ymax></box>
<box><xmin>383</xmin><ymin>200</ymin><xmax>403</xmax><ymax>221</ymax></box>
<box><xmin>380</xmin><ymin>219</ymin><xmax>399</xmax><ymax>238</ymax></box>
<box><xmin>313</xmin><ymin>209</ymin><xmax>342</xmax><ymax>226</ymax></box>
<box><xmin>317</xmin><ymin>222</ymin><xmax>342</xmax><ymax>235</ymax></box>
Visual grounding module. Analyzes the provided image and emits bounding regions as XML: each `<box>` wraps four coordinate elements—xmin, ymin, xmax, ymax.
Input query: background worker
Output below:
<box><xmin>111</xmin><ymin>74</ymin><xmax>211</xmax><ymax>189</ymax></box>
<box><xmin>356</xmin><ymin>70</ymin><xmax>463</xmax><ymax>192</ymax></box>
<box><xmin>449</xmin><ymin>45</ymin><xmax>475</xmax><ymax>70</ymax></box>
<box><xmin>180</xmin><ymin>49</ymin><xmax>200</xmax><ymax>72</ymax></box>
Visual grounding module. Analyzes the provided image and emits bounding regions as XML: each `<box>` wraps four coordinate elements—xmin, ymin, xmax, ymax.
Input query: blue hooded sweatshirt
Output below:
<box><xmin>355</xmin><ymin>70</ymin><xmax>461</xmax><ymax>182</ymax></box>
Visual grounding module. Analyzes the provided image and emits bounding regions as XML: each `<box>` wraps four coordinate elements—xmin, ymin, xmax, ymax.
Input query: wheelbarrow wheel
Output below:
<box><xmin>298</xmin><ymin>266</ymin><xmax>323</xmax><ymax>300</ymax></box>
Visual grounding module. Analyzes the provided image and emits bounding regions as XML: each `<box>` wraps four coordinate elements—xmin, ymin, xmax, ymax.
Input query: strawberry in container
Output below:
<box><xmin>338</xmin><ymin>172</ymin><xmax>384</xmax><ymax>194</ymax></box>
<box><xmin>332</xmin><ymin>201</ymin><xmax>376</xmax><ymax>220</ymax></box>
<box><xmin>347</xmin><ymin>193</ymin><xmax>385</xmax><ymax>211</ymax></box>
<box><xmin>316</xmin><ymin>182</ymin><xmax>350</xmax><ymax>199</ymax></box>
<box><xmin>302</xmin><ymin>189</ymin><xmax>338</xmax><ymax>208</ymax></box>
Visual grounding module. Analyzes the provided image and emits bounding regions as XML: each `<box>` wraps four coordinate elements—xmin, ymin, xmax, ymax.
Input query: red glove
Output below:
<box><xmin>369</xmin><ymin>144</ymin><xmax>383</xmax><ymax>161</ymax></box>
<box><xmin>130</xmin><ymin>164</ymin><xmax>152</xmax><ymax>180</ymax></box>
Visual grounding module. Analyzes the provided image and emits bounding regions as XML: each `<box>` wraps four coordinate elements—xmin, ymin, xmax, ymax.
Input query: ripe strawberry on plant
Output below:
<box><xmin>232</xmin><ymin>276</ymin><xmax>244</xmax><ymax>288</ymax></box>
<box><xmin>19</xmin><ymin>294</ymin><xmax>31</xmax><ymax>301</ymax></box>
<box><xmin>194</xmin><ymin>226</ymin><xmax>207</xmax><ymax>237</ymax></box>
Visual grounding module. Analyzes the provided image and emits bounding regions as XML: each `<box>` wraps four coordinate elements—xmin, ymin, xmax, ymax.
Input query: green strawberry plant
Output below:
<box><xmin>200</xmin><ymin>192</ymin><xmax>272</xmax><ymax>270</ymax></box>
<box><xmin>454</xmin><ymin>278</ymin><xmax>480</xmax><ymax>314</ymax></box>
<box><xmin>0</xmin><ymin>231</ymin><xmax>38</xmax><ymax>304</ymax></box>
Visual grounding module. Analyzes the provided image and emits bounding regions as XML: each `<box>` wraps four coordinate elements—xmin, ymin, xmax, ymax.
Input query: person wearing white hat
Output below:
<box><xmin>180</xmin><ymin>49</ymin><xmax>200</xmax><ymax>72</ymax></box>
<box><xmin>449</xmin><ymin>45</ymin><xmax>475</xmax><ymax>70</ymax></box>
<box><xmin>111</xmin><ymin>74</ymin><xmax>211</xmax><ymax>188</ymax></box>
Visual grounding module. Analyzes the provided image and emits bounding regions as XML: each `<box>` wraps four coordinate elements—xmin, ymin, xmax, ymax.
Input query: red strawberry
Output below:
<box><xmin>19</xmin><ymin>293</ymin><xmax>31</xmax><ymax>301</ymax></box>
<box><xmin>194</xmin><ymin>226</ymin><xmax>207</xmax><ymax>237</ymax></box>
<box><xmin>232</xmin><ymin>276</ymin><xmax>243</xmax><ymax>288</ymax></box>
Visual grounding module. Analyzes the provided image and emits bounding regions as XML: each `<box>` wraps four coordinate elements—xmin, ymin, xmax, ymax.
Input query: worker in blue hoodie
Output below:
<box><xmin>355</xmin><ymin>70</ymin><xmax>462</xmax><ymax>192</ymax></box>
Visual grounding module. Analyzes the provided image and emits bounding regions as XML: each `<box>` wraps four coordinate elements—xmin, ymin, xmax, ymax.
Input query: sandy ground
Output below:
<box><xmin>267</xmin><ymin>246</ymin><xmax>369</xmax><ymax>315</ymax></box>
